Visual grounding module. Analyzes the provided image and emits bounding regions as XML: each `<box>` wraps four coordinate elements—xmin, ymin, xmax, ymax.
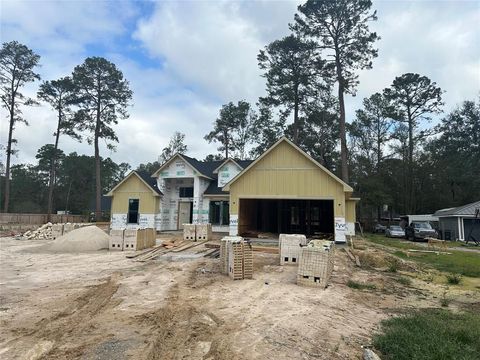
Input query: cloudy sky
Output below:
<box><xmin>1</xmin><ymin>0</ymin><xmax>479</xmax><ymax>169</ymax></box>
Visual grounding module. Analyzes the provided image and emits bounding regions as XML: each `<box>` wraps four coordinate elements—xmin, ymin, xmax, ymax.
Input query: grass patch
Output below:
<box><xmin>446</xmin><ymin>273</ymin><xmax>462</xmax><ymax>285</ymax></box>
<box><xmin>395</xmin><ymin>276</ymin><xmax>412</xmax><ymax>286</ymax></box>
<box><xmin>346</xmin><ymin>280</ymin><xmax>376</xmax><ymax>290</ymax></box>
<box><xmin>366</xmin><ymin>235</ymin><xmax>480</xmax><ymax>278</ymax></box>
<box><xmin>373</xmin><ymin>309</ymin><xmax>480</xmax><ymax>360</ymax></box>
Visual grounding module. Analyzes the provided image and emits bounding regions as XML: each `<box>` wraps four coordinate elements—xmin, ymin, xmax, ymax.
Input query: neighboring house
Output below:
<box><xmin>434</xmin><ymin>200</ymin><xmax>480</xmax><ymax>241</ymax></box>
<box><xmin>107</xmin><ymin>137</ymin><xmax>359</xmax><ymax>242</ymax></box>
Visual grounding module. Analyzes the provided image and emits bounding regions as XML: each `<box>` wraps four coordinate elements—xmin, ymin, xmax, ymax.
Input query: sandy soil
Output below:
<box><xmin>0</xmin><ymin>235</ymin><xmax>478</xmax><ymax>360</ymax></box>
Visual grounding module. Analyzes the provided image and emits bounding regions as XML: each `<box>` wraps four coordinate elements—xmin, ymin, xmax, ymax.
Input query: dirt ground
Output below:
<box><xmin>1</xmin><ymin>234</ymin><xmax>478</xmax><ymax>360</ymax></box>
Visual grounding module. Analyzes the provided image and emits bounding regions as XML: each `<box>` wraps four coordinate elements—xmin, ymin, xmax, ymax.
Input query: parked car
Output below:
<box><xmin>385</xmin><ymin>225</ymin><xmax>405</xmax><ymax>238</ymax></box>
<box><xmin>405</xmin><ymin>222</ymin><xmax>438</xmax><ymax>241</ymax></box>
<box><xmin>374</xmin><ymin>223</ymin><xmax>387</xmax><ymax>233</ymax></box>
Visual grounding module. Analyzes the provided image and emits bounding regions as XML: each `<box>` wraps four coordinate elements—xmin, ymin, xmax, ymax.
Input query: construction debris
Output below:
<box><xmin>23</xmin><ymin>222</ymin><xmax>92</xmax><ymax>240</ymax></box>
<box><xmin>297</xmin><ymin>240</ymin><xmax>335</xmax><ymax>288</ymax></box>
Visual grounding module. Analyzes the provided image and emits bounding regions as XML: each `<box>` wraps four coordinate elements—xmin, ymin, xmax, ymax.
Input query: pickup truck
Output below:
<box><xmin>405</xmin><ymin>222</ymin><xmax>438</xmax><ymax>241</ymax></box>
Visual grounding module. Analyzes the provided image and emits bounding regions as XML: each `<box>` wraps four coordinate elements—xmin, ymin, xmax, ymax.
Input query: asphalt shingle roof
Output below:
<box><xmin>180</xmin><ymin>155</ymin><xmax>253</xmax><ymax>179</ymax></box>
<box><xmin>136</xmin><ymin>171</ymin><xmax>163</xmax><ymax>195</ymax></box>
<box><xmin>434</xmin><ymin>200</ymin><xmax>480</xmax><ymax>217</ymax></box>
<box><xmin>204</xmin><ymin>181</ymin><xmax>229</xmax><ymax>195</ymax></box>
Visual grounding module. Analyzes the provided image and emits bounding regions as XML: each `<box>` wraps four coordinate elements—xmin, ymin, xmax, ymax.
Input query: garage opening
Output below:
<box><xmin>239</xmin><ymin>199</ymin><xmax>334</xmax><ymax>237</ymax></box>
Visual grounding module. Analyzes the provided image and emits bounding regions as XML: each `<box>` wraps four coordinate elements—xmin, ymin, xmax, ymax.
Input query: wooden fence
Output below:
<box><xmin>0</xmin><ymin>213</ymin><xmax>87</xmax><ymax>225</ymax></box>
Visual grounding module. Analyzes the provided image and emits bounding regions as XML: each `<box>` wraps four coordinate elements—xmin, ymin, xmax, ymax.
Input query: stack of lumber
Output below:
<box><xmin>127</xmin><ymin>239</ymin><xmax>208</xmax><ymax>262</ymax></box>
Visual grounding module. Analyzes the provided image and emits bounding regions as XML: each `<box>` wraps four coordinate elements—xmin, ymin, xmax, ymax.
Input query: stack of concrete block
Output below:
<box><xmin>51</xmin><ymin>223</ymin><xmax>64</xmax><ymax>238</ymax></box>
<box><xmin>297</xmin><ymin>240</ymin><xmax>335</xmax><ymax>288</ymax></box>
<box><xmin>145</xmin><ymin>228</ymin><xmax>156</xmax><ymax>248</ymax></box>
<box><xmin>123</xmin><ymin>229</ymin><xmax>139</xmax><ymax>250</ymax></box>
<box><xmin>109</xmin><ymin>229</ymin><xmax>124</xmax><ymax>250</ymax></box>
<box><xmin>243</xmin><ymin>241</ymin><xmax>253</xmax><ymax>279</ymax></box>
<box><xmin>183</xmin><ymin>224</ymin><xmax>196</xmax><ymax>241</ymax></box>
<box><xmin>138</xmin><ymin>229</ymin><xmax>147</xmax><ymax>250</ymax></box>
<box><xmin>110</xmin><ymin>228</ymin><xmax>156</xmax><ymax>251</ymax></box>
<box><xmin>23</xmin><ymin>222</ymin><xmax>92</xmax><ymax>240</ymax></box>
<box><xmin>195</xmin><ymin>223</ymin><xmax>212</xmax><ymax>241</ymax></box>
<box><xmin>228</xmin><ymin>239</ymin><xmax>244</xmax><ymax>280</ymax></box>
<box><xmin>279</xmin><ymin>234</ymin><xmax>307</xmax><ymax>265</ymax></box>
<box><xmin>220</xmin><ymin>236</ymin><xmax>253</xmax><ymax>280</ymax></box>
<box><xmin>63</xmin><ymin>223</ymin><xmax>75</xmax><ymax>234</ymax></box>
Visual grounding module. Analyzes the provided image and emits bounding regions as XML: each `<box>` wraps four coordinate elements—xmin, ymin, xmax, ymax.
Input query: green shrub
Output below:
<box><xmin>347</xmin><ymin>280</ymin><xmax>376</xmax><ymax>290</ymax></box>
<box><xmin>373</xmin><ymin>309</ymin><xmax>480</xmax><ymax>360</ymax></box>
<box><xmin>446</xmin><ymin>273</ymin><xmax>462</xmax><ymax>285</ymax></box>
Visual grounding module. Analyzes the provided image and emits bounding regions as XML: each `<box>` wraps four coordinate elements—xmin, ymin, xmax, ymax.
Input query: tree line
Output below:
<box><xmin>202</xmin><ymin>0</ymin><xmax>479</xmax><ymax>221</ymax></box>
<box><xmin>1</xmin><ymin>42</ymin><xmax>132</xmax><ymax>220</ymax></box>
<box><xmin>1</xmin><ymin>0</ymin><xmax>478</xmax><ymax>222</ymax></box>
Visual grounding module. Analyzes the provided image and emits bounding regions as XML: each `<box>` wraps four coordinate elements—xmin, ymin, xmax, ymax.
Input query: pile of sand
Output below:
<box><xmin>38</xmin><ymin>225</ymin><xmax>110</xmax><ymax>253</ymax></box>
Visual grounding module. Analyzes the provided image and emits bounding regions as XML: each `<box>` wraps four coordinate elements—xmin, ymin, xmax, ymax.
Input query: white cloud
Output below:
<box><xmin>0</xmin><ymin>0</ymin><xmax>478</xmax><ymax>171</ymax></box>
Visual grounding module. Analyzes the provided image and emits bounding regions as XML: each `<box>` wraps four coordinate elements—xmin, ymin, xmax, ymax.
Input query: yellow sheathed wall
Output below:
<box><xmin>229</xmin><ymin>141</ymin><xmax>347</xmax><ymax>217</ymax></box>
<box><xmin>346</xmin><ymin>200</ymin><xmax>357</xmax><ymax>223</ymax></box>
<box><xmin>110</xmin><ymin>175</ymin><xmax>159</xmax><ymax>214</ymax></box>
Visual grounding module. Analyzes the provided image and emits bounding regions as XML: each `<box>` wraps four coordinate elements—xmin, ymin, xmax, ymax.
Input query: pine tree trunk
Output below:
<box><xmin>293</xmin><ymin>84</ymin><xmax>299</xmax><ymax>144</ymax></box>
<box><xmin>95</xmin><ymin>102</ymin><xmax>102</xmax><ymax>222</ymax></box>
<box><xmin>338</xmin><ymin>83</ymin><xmax>349</xmax><ymax>183</ymax></box>
<box><xmin>3</xmin><ymin>106</ymin><xmax>14</xmax><ymax>213</ymax></box>
<box><xmin>335</xmin><ymin>55</ymin><xmax>349</xmax><ymax>183</ymax></box>
<box><xmin>47</xmin><ymin>105</ymin><xmax>62</xmax><ymax>221</ymax></box>
<box><xmin>407</xmin><ymin>110</ymin><xmax>414</xmax><ymax>214</ymax></box>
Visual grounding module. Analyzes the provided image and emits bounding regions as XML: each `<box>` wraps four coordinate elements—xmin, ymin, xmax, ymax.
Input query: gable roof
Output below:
<box><xmin>434</xmin><ymin>200</ymin><xmax>480</xmax><ymax>217</ymax></box>
<box><xmin>222</xmin><ymin>137</ymin><xmax>354</xmax><ymax>192</ymax></box>
<box><xmin>151</xmin><ymin>153</ymin><xmax>223</xmax><ymax>179</ymax></box>
<box><xmin>212</xmin><ymin>158</ymin><xmax>254</xmax><ymax>174</ymax></box>
<box><xmin>151</xmin><ymin>153</ymin><xmax>252</xmax><ymax>180</ymax></box>
<box><xmin>106</xmin><ymin>170</ymin><xmax>162</xmax><ymax>196</ymax></box>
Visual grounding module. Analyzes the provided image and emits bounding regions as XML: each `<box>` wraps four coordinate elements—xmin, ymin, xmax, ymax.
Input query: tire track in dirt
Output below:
<box><xmin>136</xmin><ymin>264</ymin><xmax>241</xmax><ymax>360</ymax></box>
<box><xmin>11</xmin><ymin>274</ymin><xmax>121</xmax><ymax>359</ymax></box>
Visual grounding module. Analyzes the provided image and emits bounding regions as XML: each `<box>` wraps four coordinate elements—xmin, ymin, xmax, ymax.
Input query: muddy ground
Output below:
<box><xmin>1</xmin><ymin>234</ymin><xmax>478</xmax><ymax>360</ymax></box>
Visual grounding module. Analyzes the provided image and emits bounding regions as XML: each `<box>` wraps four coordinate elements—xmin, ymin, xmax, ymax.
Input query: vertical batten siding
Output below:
<box><xmin>229</xmin><ymin>141</ymin><xmax>347</xmax><ymax>217</ymax></box>
<box><xmin>346</xmin><ymin>200</ymin><xmax>356</xmax><ymax>223</ymax></box>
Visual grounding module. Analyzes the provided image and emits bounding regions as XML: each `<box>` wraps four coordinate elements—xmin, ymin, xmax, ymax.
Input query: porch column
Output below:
<box><xmin>458</xmin><ymin>217</ymin><xmax>463</xmax><ymax>241</ymax></box>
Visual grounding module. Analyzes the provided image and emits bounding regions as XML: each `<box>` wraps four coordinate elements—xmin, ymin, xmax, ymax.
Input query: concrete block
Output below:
<box><xmin>297</xmin><ymin>240</ymin><xmax>335</xmax><ymax>288</ymax></box>
<box><xmin>220</xmin><ymin>236</ymin><xmax>253</xmax><ymax>280</ymax></box>
<box><xmin>195</xmin><ymin>223</ymin><xmax>212</xmax><ymax>241</ymax></box>
<box><xmin>51</xmin><ymin>224</ymin><xmax>64</xmax><ymax>239</ymax></box>
<box><xmin>63</xmin><ymin>223</ymin><xmax>75</xmax><ymax>234</ymax></box>
<box><xmin>183</xmin><ymin>224</ymin><xmax>196</xmax><ymax>241</ymax></box>
<box><xmin>109</xmin><ymin>229</ymin><xmax>124</xmax><ymax>251</ymax></box>
<box><xmin>124</xmin><ymin>229</ymin><xmax>138</xmax><ymax>250</ymax></box>
<box><xmin>279</xmin><ymin>234</ymin><xmax>307</xmax><ymax>265</ymax></box>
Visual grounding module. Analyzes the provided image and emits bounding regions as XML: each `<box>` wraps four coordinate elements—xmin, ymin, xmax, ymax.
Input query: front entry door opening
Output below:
<box><xmin>178</xmin><ymin>201</ymin><xmax>193</xmax><ymax>229</ymax></box>
<box><xmin>239</xmin><ymin>199</ymin><xmax>334</xmax><ymax>237</ymax></box>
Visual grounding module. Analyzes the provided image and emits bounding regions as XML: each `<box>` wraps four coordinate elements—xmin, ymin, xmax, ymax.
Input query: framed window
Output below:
<box><xmin>209</xmin><ymin>201</ymin><xmax>230</xmax><ymax>225</ymax></box>
<box><xmin>179</xmin><ymin>187</ymin><xmax>193</xmax><ymax>198</ymax></box>
<box><xmin>128</xmin><ymin>199</ymin><xmax>139</xmax><ymax>224</ymax></box>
